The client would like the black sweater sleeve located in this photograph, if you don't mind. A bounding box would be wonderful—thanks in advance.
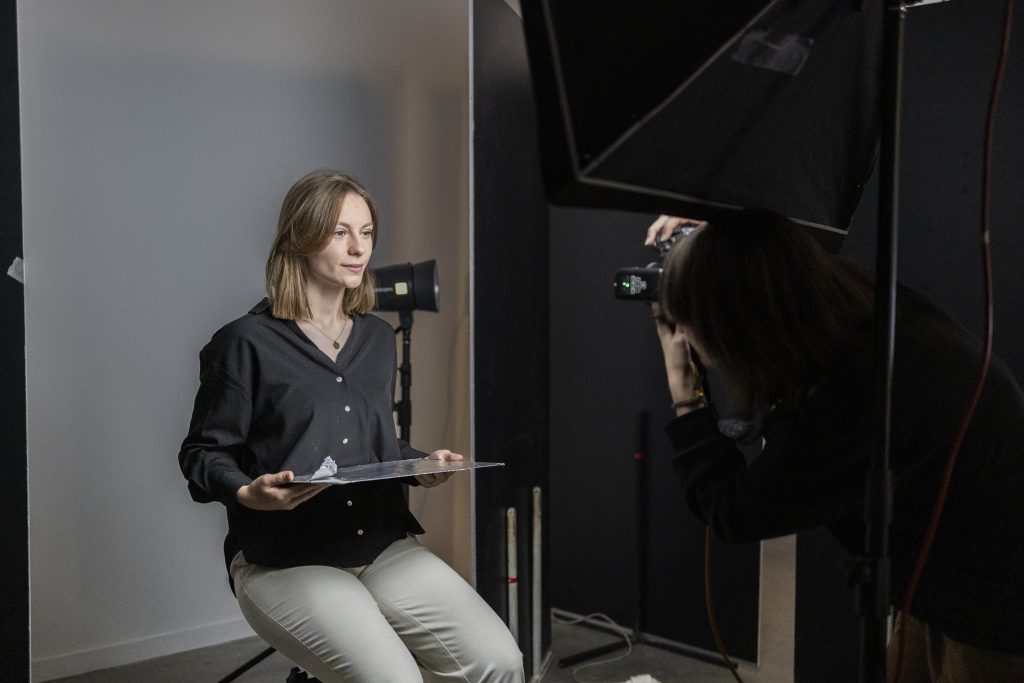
[667,366,872,544]
[178,330,255,509]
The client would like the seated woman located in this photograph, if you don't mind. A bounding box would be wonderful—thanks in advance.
[179,170,523,682]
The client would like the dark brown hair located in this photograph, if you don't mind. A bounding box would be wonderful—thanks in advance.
[659,208,874,414]
[265,170,378,319]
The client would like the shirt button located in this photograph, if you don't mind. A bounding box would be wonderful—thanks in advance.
[357,529,364,535]
[335,377,343,383]
[344,405,351,412]
[347,500,353,507]
[343,438,349,444]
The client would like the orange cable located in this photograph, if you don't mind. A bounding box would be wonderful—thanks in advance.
[891,1,1012,680]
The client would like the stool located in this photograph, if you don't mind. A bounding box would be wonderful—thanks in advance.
[217,645,321,683]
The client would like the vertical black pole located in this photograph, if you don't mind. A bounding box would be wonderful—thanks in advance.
[0,0,29,677]
[634,410,648,636]
[396,311,413,443]
[858,2,905,681]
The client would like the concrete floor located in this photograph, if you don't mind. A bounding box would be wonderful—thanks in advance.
[46,619,743,683]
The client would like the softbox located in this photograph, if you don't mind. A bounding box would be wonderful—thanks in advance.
[521,0,884,244]
[372,260,440,312]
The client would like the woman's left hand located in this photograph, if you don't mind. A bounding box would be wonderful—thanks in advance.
[416,449,464,488]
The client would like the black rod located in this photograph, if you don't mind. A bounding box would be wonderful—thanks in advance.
[856,2,906,681]
[0,0,29,677]
[634,410,648,635]
[396,311,414,442]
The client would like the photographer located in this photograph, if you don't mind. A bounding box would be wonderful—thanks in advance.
[648,209,1024,681]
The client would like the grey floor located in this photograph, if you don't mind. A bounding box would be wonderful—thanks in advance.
[47,620,740,683]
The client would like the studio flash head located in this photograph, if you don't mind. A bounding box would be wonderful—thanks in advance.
[372,259,440,312]
[613,223,699,301]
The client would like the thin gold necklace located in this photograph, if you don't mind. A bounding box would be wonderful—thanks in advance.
[305,316,350,349]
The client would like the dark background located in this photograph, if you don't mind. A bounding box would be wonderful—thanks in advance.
[474,1,1023,682]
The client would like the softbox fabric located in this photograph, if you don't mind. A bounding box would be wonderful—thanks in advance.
[522,0,884,235]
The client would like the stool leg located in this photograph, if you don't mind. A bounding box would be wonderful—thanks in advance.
[286,666,322,683]
[217,645,276,683]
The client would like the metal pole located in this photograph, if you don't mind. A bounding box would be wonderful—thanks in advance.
[531,487,543,675]
[396,311,413,442]
[507,507,520,643]
[634,410,648,636]
[856,3,905,681]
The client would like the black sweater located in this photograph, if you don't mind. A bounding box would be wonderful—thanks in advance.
[667,288,1024,654]
[179,300,425,575]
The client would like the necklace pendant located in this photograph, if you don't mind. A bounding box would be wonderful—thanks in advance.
[333,341,341,349]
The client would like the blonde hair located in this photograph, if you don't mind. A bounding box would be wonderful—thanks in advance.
[265,170,378,319]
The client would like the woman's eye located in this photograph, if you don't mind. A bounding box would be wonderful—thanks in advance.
[361,230,373,238]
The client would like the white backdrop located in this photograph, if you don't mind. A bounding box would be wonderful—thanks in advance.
[18,1,470,679]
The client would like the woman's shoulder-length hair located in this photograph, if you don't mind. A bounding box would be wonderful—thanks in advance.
[659,208,873,414]
[265,170,378,320]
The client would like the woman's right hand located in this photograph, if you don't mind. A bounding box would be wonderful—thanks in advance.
[235,471,329,511]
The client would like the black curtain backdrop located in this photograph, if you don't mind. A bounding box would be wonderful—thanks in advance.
[796,5,1024,679]
[548,206,761,660]
[472,0,552,677]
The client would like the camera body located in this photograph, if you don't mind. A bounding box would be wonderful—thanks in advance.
[613,223,699,301]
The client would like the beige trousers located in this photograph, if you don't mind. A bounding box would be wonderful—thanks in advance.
[887,613,1024,683]
[231,536,524,683]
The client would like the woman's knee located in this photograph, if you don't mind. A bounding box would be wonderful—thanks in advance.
[483,646,525,682]
[463,630,524,682]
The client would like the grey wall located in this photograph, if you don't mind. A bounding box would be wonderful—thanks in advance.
[17,2,469,679]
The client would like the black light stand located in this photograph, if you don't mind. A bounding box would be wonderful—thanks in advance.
[849,2,915,681]
[373,259,440,443]
[558,410,733,671]
[394,309,414,442]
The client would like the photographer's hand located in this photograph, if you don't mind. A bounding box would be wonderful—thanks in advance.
[644,215,706,247]
[651,303,706,416]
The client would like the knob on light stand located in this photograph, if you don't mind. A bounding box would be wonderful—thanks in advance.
[371,259,440,442]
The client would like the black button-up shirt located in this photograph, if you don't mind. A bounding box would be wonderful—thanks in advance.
[179,299,425,573]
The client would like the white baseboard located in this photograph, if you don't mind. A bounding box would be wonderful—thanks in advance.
[32,617,256,682]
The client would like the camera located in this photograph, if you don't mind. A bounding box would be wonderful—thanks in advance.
[613,223,699,300]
